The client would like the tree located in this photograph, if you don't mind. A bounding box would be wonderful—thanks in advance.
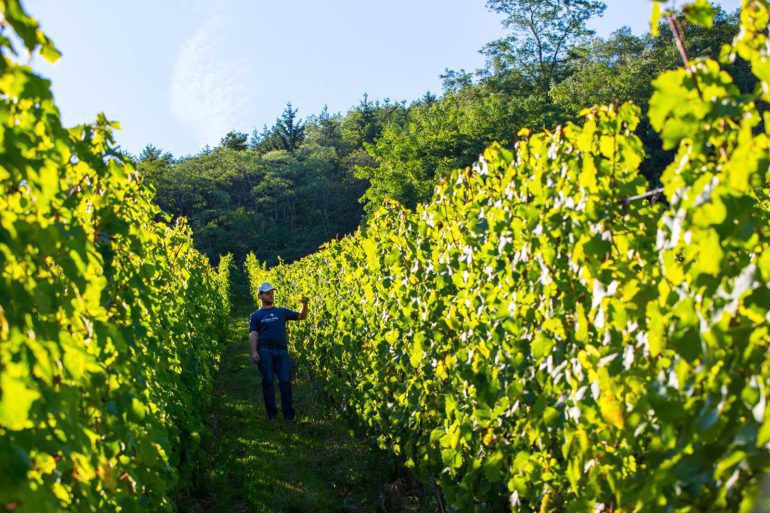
[275,102,305,153]
[136,145,174,183]
[250,124,280,153]
[219,131,249,151]
[550,28,652,115]
[138,144,173,163]
[305,105,344,151]
[342,93,380,147]
[418,91,438,106]
[440,68,474,92]
[356,92,496,214]
[483,0,606,90]
[250,103,306,154]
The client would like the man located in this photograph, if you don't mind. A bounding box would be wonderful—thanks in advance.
[249,281,308,421]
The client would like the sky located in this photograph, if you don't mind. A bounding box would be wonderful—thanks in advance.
[25,0,742,158]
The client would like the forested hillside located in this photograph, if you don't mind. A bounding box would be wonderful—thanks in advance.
[136,2,748,266]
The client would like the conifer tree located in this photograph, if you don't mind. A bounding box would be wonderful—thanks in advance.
[275,102,305,153]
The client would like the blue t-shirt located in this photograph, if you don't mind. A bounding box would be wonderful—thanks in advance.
[249,307,299,348]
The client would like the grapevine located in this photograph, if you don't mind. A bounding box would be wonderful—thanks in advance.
[0,2,231,511]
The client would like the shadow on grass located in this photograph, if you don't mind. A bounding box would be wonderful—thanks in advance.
[179,318,434,513]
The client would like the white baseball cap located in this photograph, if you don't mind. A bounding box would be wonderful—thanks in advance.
[258,282,275,293]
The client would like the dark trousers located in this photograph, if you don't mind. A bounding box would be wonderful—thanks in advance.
[257,346,294,419]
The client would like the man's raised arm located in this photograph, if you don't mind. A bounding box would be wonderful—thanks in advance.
[298,296,309,320]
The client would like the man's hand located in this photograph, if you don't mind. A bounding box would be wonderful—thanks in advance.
[251,352,260,364]
[299,296,309,305]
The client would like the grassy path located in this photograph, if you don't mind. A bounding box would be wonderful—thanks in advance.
[179,318,432,513]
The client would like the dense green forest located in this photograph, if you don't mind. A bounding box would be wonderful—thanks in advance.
[137,1,748,266]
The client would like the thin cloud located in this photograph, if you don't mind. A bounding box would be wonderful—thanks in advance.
[170,12,252,149]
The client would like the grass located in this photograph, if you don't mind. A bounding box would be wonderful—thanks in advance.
[178,313,437,513]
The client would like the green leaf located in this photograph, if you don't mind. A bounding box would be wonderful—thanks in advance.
[683,0,716,28]
[482,451,504,483]
[670,326,702,363]
[758,415,770,447]
[543,406,560,426]
[599,393,625,429]
[695,229,723,274]
[409,332,425,368]
[650,1,664,37]
[0,371,40,431]
[531,332,555,359]
[715,450,746,479]
[40,41,61,63]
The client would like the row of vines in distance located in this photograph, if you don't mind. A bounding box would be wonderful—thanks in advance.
[0,2,232,511]
[247,1,770,511]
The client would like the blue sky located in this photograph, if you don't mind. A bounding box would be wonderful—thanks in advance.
[26,0,741,158]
